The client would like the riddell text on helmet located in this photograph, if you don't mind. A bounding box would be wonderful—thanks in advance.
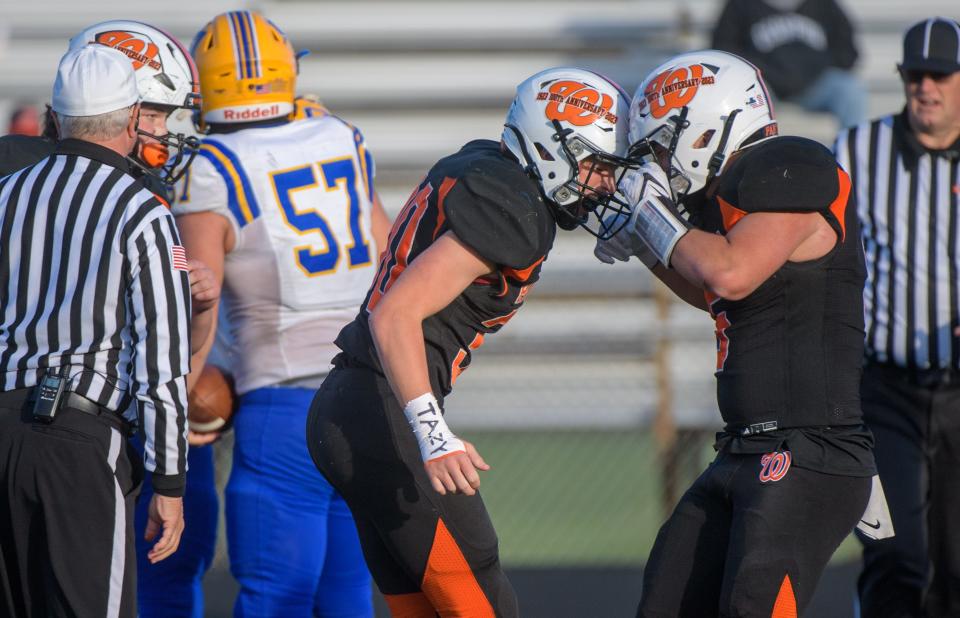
[223,104,280,120]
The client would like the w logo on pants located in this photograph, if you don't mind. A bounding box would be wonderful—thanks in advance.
[759,451,791,483]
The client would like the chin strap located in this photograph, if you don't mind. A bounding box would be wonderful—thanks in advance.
[505,124,541,180]
[706,108,742,184]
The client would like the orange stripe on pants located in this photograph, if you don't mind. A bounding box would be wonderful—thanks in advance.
[421,519,494,617]
[771,574,797,618]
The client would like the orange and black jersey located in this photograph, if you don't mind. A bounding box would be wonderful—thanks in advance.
[335,140,555,398]
[703,136,875,476]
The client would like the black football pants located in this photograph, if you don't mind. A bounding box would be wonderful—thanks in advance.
[0,388,141,618]
[858,363,960,618]
[306,363,517,618]
[638,449,870,618]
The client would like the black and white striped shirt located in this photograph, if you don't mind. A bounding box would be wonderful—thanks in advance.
[0,138,191,493]
[835,110,960,372]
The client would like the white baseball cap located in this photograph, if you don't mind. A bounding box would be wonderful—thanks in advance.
[52,44,140,116]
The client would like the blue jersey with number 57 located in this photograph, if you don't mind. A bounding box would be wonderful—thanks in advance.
[173,116,378,394]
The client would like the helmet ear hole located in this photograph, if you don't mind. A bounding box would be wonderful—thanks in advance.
[534,142,555,161]
[155,73,176,91]
[693,130,715,149]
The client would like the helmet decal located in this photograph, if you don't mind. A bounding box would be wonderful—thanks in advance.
[69,20,202,186]
[502,67,637,240]
[227,11,262,80]
[629,51,777,201]
[539,80,618,126]
[644,64,715,119]
[95,30,162,71]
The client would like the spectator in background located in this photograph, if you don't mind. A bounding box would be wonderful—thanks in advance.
[6,103,40,136]
[712,0,867,128]
[0,106,57,176]
[833,16,960,618]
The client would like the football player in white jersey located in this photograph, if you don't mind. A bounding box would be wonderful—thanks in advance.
[173,11,389,617]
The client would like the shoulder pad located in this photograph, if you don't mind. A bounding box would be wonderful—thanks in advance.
[734,137,840,215]
[443,152,554,269]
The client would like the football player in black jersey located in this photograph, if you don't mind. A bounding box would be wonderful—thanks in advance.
[595,50,882,617]
[307,67,636,616]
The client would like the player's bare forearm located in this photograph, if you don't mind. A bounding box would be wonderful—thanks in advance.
[190,310,214,355]
[176,212,230,392]
[650,263,708,311]
[371,192,391,257]
[369,231,494,405]
[186,302,218,393]
[369,308,433,407]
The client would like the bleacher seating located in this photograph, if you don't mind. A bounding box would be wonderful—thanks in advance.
[0,0,953,430]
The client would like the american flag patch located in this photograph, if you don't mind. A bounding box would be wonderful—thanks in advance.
[747,94,766,109]
[171,245,189,271]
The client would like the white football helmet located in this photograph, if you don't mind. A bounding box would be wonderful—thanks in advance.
[629,50,778,203]
[69,21,201,185]
[502,67,635,239]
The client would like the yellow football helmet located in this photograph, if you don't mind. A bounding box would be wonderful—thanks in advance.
[191,11,296,124]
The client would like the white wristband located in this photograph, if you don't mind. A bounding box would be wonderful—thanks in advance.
[632,195,689,266]
[623,165,691,267]
[403,393,465,463]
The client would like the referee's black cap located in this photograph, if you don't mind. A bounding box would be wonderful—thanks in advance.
[900,17,960,75]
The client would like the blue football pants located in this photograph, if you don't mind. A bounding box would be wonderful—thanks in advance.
[227,386,372,617]
[134,439,218,618]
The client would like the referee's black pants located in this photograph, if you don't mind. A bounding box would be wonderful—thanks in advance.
[858,363,960,618]
[0,388,141,618]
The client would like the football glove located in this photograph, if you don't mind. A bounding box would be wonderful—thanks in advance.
[622,162,691,267]
[594,212,659,268]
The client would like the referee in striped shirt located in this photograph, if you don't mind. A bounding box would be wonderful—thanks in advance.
[0,45,191,618]
[834,17,960,618]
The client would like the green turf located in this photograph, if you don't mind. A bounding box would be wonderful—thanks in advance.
[469,429,863,567]
[471,430,674,566]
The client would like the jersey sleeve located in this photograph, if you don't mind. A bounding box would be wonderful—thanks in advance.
[171,143,243,242]
[736,137,841,215]
[443,160,552,269]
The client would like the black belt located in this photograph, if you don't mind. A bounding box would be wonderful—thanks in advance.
[1,387,132,434]
[63,392,133,435]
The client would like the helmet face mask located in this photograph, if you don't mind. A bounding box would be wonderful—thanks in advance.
[629,50,778,205]
[69,20,202,185]
[502,67,637,240]
[133,121,200,186]
[628,113,694,200]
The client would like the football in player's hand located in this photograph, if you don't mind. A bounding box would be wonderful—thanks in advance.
[188,365,237,433]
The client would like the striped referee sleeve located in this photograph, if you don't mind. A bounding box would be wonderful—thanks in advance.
[835,116,960,370]
[124,199,192,496]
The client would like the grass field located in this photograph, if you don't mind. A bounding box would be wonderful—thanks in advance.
[469,429,861,567]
